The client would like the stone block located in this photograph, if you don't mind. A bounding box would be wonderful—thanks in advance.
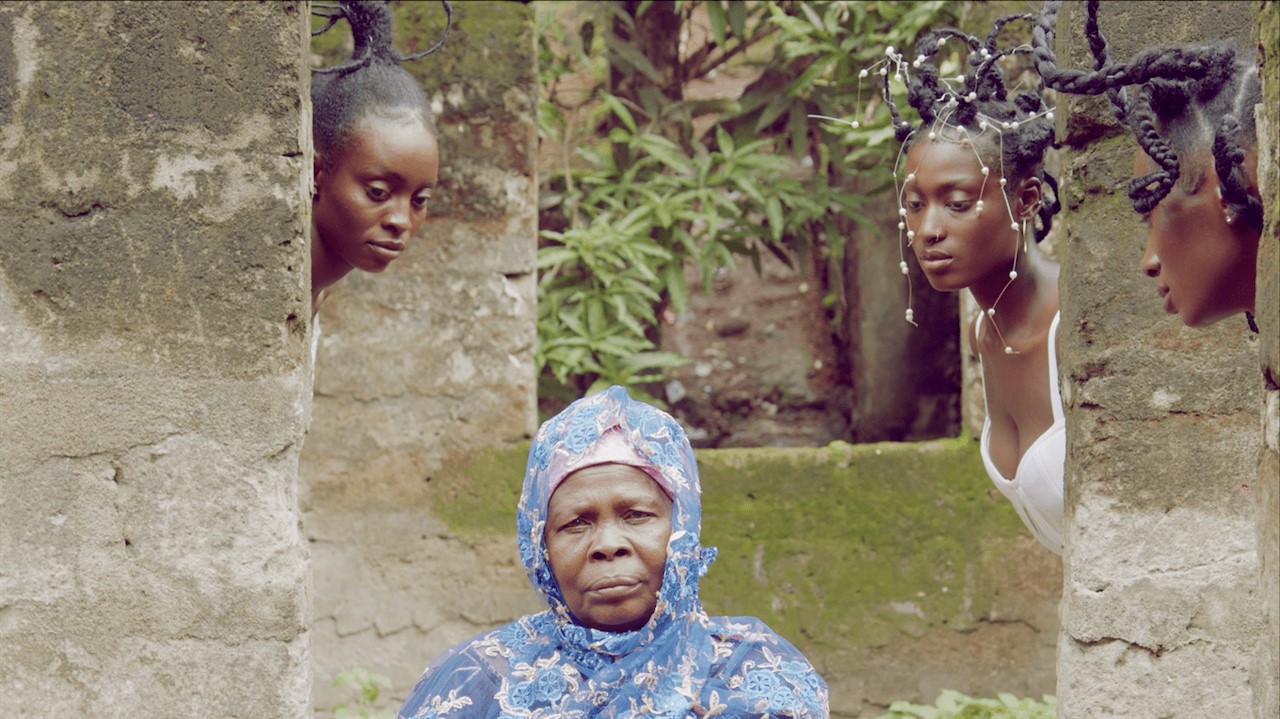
[0,2,311,717]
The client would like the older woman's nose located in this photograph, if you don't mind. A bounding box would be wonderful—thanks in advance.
[589,522,631,560]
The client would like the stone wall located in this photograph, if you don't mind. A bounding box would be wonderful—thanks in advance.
[1053,2,1264,716]
[434,440,1062,719]
[1253,3,1279,717]
[0,3,312,717]
[299,2,539,713]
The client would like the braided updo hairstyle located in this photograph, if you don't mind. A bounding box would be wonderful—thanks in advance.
[311,0,450,159]
[885,13,1062,241]
[1032,0,1261,229]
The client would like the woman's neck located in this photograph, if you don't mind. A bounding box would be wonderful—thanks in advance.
[310,224,353,313]
[969,242,1057,332]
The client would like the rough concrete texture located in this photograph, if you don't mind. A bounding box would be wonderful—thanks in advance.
[1054,3,1265,717]
[1253,4,1280,718]
[433,439,1061,718]
[0,2,312,718]
[299,2,538,714]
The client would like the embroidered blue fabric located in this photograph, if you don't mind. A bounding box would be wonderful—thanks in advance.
[398,385,829,718]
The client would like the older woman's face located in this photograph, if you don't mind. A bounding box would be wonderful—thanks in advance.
[1135,149,1258,328]
[545,464,672,633]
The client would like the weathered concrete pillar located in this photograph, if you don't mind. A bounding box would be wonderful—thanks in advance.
[301,2,539,712]
[1252,4,1279,718]
[844,190,961,443]
[0,2,311,718]
[1053,2,1263,716]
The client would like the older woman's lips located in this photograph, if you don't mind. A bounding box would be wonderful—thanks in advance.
[586,576,643,597]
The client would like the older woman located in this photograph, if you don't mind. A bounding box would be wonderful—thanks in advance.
[397,386,828,718]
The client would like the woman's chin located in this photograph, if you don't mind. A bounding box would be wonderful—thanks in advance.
[921,272,964,293]
[1182,305,1244,329]
[577,603,655,633]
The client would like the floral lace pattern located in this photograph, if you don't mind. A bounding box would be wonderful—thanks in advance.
[398,386,828,718]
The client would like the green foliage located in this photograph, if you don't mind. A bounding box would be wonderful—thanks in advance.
[331,668,392,719]
[875,689,1056,719]
[536,1,954,400]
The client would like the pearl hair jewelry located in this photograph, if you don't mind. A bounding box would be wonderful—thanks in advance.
[807,17,1050,342]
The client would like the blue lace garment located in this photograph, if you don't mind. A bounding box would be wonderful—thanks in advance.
[398,385,829,718]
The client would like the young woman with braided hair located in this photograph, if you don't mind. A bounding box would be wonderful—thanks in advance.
[1033,0,1263,330]
[864,15,1067,553]
[309,0,450,318]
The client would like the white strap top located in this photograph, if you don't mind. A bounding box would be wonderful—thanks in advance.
[977,311,1065,555]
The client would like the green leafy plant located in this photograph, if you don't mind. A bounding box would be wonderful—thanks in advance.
[536,1,954,403]
[331,668,392,719]
[875,689,1056,719]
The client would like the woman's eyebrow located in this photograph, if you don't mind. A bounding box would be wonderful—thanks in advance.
[359,165,437,187]
[906,178,978,194]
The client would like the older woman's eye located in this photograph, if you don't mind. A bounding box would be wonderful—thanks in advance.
[412,194,430,210]
[366,185,389,201]
[904,199,924,212]
[946,200,972,212]
[624,509,654,522]
[558,517,588,532]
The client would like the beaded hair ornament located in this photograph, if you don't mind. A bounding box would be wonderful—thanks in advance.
[814,14,1058,354]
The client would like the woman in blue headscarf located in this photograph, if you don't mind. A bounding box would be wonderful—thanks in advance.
[397,385,828,718]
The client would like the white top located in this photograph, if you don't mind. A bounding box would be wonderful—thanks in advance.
[978,311,1065,554]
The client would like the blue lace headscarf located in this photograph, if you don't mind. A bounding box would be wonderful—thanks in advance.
[399,386,828,718]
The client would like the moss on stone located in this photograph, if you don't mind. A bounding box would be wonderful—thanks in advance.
[432,437,1034,652]
[695,440,1026,648]
[433,442,528,535]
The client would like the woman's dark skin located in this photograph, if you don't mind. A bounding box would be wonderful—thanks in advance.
[544,464,672,633]
[311,114,439,316]
[903,135,1059,478]
[1136,147,1260,328]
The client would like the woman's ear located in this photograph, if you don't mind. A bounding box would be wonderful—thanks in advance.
[313,153,326,198]
[1215,181,1236,224]
[1016,176,1043,220]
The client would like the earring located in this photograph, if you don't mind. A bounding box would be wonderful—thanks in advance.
[1224,211,1235,225]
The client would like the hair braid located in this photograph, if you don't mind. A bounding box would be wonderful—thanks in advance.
[1034,1,1234,97]
[1037,171,1061,242]
[311,1,450,157]
[1126,85,1179,213]
[1081,1,1126,122]
[1214,116,1264,229]
[1034,0,1260,222]
[875,13,1060,241]
[312,0,452,75]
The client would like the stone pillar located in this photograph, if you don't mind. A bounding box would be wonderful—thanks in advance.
[301,2,539,712]
[1053,3,1262,717]
[845,192,961,442]
[0,3,311,718]
[1252,3,1279,717]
